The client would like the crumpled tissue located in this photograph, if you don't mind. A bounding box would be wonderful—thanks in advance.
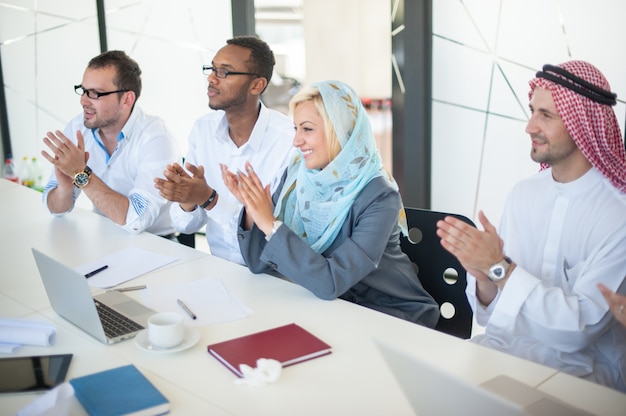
[234,358,282,386]
[16,383,74,416]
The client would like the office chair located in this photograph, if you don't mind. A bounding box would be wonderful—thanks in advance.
[177,233,196,248]
[400,207,475,339]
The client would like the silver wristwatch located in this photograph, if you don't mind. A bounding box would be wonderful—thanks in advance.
[487,256,513,282]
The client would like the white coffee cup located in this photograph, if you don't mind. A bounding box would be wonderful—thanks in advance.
[148,312,184,348]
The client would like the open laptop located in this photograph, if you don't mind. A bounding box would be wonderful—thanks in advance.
[32,248,156,344]
[375,338,593,416]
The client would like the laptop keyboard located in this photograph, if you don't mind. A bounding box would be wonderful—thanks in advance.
[95,300,144,338]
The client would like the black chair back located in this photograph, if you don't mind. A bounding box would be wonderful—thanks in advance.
[400,207,475,339]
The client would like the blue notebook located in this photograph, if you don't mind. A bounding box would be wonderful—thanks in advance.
[69,364,169,416]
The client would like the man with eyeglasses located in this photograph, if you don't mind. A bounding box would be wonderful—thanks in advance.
[154,36,294,265]
[40,50,179,237]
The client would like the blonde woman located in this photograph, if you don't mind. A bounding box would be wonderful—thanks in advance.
[222,80,439,327]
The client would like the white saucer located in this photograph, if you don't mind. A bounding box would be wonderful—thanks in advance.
[134,327,200,353]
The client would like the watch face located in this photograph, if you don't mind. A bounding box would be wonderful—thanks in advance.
[74,172,89,187]
[489,265,506,280]
[488,257,512,282]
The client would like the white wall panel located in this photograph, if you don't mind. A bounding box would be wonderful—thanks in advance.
[431,101,484,218]
[302,0,391,98]
[432,0,626,227]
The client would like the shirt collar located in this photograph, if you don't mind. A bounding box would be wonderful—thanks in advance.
[215,103,270,150]
[246,103,270,151]
[120,106,140,141]
[90,107,138,162]
[553,166,604,195]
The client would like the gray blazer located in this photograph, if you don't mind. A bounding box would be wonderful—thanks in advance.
[238,174,439,328]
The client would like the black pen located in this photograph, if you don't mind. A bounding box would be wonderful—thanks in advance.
[84,265,108,278]
[177,298,197,320]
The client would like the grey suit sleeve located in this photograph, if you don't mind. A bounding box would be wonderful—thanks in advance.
[239,178,402,300]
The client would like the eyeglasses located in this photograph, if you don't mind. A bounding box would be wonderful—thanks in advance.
[74,85,130,99]
[202,66,260,79]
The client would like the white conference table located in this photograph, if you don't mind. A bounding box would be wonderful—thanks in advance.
[0,178,17,190]
[1,180,625,415]
[0,182,207,312]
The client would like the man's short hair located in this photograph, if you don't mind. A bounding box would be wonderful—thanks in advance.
[226,36,275,86]
[88,50,142,100]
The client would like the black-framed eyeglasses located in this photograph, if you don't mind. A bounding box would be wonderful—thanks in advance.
[202,66,260,79]
[74,85,130,99]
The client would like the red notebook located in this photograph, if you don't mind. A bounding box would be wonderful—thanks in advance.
[207,323,332,377]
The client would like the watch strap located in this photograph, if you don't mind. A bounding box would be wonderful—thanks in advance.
[200,188,217,209]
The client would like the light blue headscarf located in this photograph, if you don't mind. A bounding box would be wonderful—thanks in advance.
[273,80,407,254]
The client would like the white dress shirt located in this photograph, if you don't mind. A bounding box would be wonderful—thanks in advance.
[170,103,295,265]
[43,107,179,236]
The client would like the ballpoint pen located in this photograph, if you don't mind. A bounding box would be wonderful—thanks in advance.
[114,285,147,292]
[177,298,197,320]
[84,265,108,278]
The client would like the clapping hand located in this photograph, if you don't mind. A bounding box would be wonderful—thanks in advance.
[41,130,90,188]
[221,162,275,234]
[155,162,213,211]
